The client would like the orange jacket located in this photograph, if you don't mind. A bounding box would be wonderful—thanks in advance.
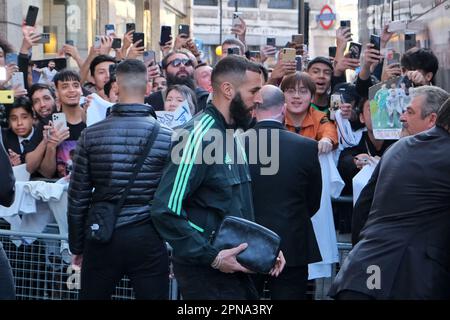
[285,106,338,146]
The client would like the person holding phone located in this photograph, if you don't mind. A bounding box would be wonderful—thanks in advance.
[281,72,338,154]
[50,70,86,178]
[0,129,16,300]
[1,97,43,168]
[88,55,116,100]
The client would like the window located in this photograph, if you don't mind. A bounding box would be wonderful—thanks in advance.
[194,0,218,5]
[268,0,294,9]
[227,0,257,8]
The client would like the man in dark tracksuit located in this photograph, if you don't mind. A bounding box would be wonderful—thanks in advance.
[151,56,285,300]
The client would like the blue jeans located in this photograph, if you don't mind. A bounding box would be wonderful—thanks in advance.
[0,242,15,300]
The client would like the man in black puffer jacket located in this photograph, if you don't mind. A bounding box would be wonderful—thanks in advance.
[68,60,172,300]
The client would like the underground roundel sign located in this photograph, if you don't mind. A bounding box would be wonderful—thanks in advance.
[316,5,336,30]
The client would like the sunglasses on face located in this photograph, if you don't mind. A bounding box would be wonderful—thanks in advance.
[168,58,193,67]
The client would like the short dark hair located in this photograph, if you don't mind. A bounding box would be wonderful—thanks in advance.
[89,55,116,76]
[222,38,246,56]
[280,71,316,96]
[401,48,439,84]
[6,97,33,119]
[211,55,261,91]
[29,83,56,100]
[307,56,333,72]
[116,59,147,94]
[53,69,81,88]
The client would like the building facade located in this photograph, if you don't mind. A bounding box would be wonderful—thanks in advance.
[0,0,193,62]
[192,0,358,63]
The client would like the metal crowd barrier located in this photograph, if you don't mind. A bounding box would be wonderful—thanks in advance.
[0,227,179,300]
[0,195,354,300]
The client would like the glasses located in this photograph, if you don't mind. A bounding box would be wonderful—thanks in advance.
[168,58,193,68]
[284,88,310,96]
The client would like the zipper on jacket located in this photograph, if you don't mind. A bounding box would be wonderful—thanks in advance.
[208,230,216,244]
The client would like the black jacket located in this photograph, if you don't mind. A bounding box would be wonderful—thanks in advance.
[68,103,172,255]
[0,130,15,207]
[330,126,450,299]
[151,104,254,266]
[244,120,322,267]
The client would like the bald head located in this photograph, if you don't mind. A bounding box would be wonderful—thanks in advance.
[254,85,286,122]
[258,85,285,111]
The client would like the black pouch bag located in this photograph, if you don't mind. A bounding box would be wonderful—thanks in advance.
[212,216,281,274]
[85,122,160,244]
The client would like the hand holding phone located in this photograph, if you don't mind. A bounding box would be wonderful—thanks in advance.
[36,33,50,44]
[112,38,122,49]
[370,34,381,51]
[5,53,19,66]
[52,113,68,131]
[232,12,242,28]
[160,26,172,45]
[25,6,39,26]
[266,37,276,47]
[348,42,362,60]
[105,24,115,36]
[281,48,296,62]
[178,24,190,38]
[126,23,136,34]
[133,32,145,48]
[143,50,156,66]
[340,20,351,29]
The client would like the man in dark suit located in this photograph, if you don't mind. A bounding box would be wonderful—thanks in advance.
[242,85,322,299]
[330,97,450,300]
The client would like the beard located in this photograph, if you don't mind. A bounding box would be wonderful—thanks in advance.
[166,72,195,91]
[230,92,255,130]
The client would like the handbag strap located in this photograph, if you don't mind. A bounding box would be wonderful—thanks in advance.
[115,121,161,213]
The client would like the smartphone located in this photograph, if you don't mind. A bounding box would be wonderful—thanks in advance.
[143,50,156,66]
[160,26,172,45]
[328,46,337,58]
[227,47,240,55]
[112,38,122,49]
[281,48,296,62]
[133,32,145,48]
[66,40,75,46]
[0,90,14,104]
[5,53,18,65]
[52,113,68,130]
[329,94,343,121]
[348,42,362,60]
[126,23,136,34]
[295,55,302,71]
[232,12,242,28]
[25,5,39,27]
[340,20,351,29]
[36,33,50,44]
[387,52,401,65]
[178,24,190,37]
[11,72,25,89]
[105,24,115,36]
[94,35,102,49]
[405,33,416,51]
[249,51,261,60]
[266,37,276,47]
[292,34,304,45]
[370,34,381,51]
[109,64,117,78]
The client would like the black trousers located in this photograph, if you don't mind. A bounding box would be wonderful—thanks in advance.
[0,242,15,300]
[252,265,308,300]
[335,290,374,300]
[80,222,169,300]
[173,262,259,300]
